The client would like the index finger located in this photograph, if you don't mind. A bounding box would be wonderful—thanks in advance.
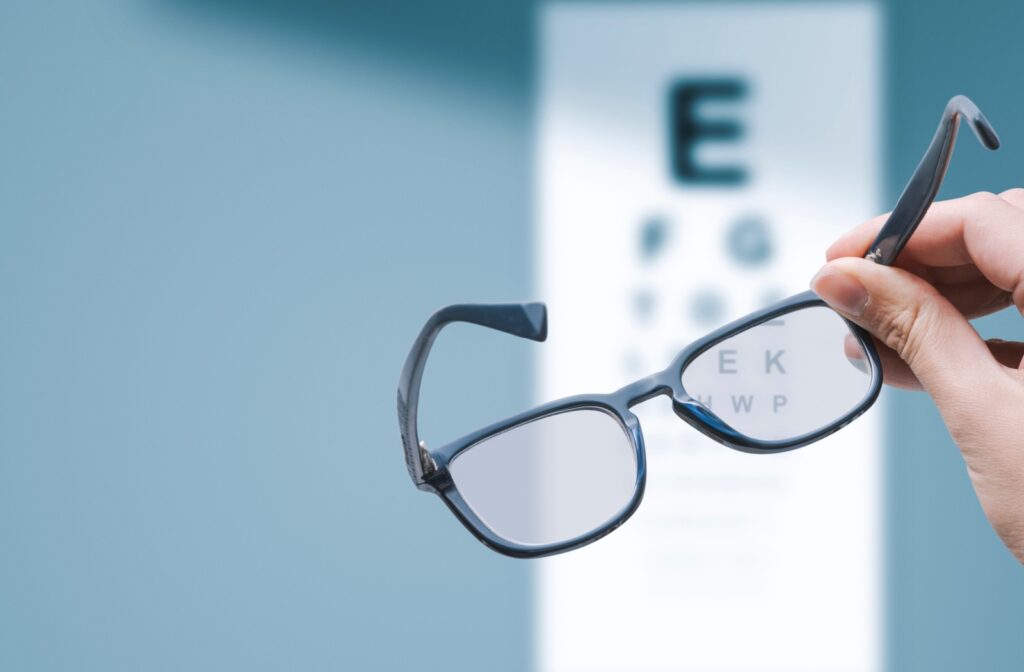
[826,191,1024,311]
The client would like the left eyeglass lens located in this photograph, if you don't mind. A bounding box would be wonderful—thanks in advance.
[681,305,873,441]
[447,409,637,548]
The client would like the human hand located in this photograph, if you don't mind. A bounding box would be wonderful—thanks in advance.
[811,190,1024,564]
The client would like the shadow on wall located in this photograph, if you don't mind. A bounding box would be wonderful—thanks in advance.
[161,0,534,96]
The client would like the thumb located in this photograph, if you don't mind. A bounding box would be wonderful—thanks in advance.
[810,257,999,404]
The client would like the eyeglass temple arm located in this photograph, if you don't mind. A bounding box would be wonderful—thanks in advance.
[397,302,548,485]
[865,95,1000,267]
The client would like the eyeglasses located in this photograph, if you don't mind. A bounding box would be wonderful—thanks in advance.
[397,95,1000,558]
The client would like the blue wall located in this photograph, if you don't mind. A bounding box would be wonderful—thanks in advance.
[0,1,1020,670]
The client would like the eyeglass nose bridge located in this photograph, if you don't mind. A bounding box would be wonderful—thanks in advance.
[613,365,758,450]
[615,371,674,409]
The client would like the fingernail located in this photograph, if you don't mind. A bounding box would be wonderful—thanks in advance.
[810,266,869,317]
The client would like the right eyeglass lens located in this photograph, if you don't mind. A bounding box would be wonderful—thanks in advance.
[681,305,873,442]
[447,408,637,548]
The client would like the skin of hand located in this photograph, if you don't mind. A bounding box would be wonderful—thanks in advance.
[810,189,1024,565]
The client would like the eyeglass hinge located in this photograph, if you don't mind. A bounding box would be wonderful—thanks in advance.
[865,247,883,264]
[419,440,437,477]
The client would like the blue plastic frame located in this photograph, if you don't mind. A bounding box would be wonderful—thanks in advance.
[397,95,1000,558]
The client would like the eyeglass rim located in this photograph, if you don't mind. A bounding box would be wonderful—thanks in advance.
[430,404,647,558]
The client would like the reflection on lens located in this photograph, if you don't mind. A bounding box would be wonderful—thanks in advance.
[681,306,872,441]
[448,409,636,547]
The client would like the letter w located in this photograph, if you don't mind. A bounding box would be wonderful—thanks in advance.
[731,395,754,413]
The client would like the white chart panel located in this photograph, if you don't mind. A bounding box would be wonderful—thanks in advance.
[536,4,882,672]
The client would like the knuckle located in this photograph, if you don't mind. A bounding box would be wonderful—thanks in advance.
[999,187,1024,199]
[970,190,1000,204]
[873,301,931,365]
[877,307,912,354]
[966,191,1003,213]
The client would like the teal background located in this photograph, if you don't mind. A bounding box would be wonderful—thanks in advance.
[0,1,1021,670]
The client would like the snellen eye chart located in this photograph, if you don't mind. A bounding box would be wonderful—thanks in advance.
[536,4,882,672]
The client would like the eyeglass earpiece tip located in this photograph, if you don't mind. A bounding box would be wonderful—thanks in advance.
[950,94,1000,150]
[974,113,1001,150]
